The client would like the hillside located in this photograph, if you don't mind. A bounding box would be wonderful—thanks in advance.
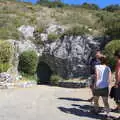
[0,0,119,40]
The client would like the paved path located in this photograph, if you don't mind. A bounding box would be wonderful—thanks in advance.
[0,86,119,120]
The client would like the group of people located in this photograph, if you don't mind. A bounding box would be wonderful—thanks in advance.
[88,50,120,120]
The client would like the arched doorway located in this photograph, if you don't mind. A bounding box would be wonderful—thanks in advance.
[37,62,53,84]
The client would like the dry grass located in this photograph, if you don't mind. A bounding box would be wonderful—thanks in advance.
[0,0,118,40]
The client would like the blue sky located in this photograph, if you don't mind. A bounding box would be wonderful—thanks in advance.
[24,0,120,8]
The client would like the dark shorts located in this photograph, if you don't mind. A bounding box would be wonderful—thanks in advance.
[110,85,120,104]
[115,87,120,104]
[93,87,109,97]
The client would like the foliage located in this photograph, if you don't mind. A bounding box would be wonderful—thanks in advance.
[105,18,120,39]
[0,0,119,40]
[95,11,120,39]
[36,27,45,33]
[0,63,10,73]
[18,50,38,75]
[20,72,37,82]
[37,0,65,8]
[80,2,99,10]
[63,26,90,36]
[0,41,12,73]
[104,40,120,70]
[48,33,59,41]
[0,41,13,63]
[50,74,62,86]
[103,4,120,12]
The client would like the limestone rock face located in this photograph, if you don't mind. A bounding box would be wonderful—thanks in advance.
[46,24,64,34]
[41,35,109,79]
[18,25,35,40]
[0,72,13,83]
[8,24,110,79]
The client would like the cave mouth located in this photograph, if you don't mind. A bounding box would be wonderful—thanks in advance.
[37,62,53,84]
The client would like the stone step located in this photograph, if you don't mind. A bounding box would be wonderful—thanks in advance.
[58,81,88,88]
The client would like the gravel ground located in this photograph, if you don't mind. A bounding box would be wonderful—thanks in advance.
[0,86,119,120]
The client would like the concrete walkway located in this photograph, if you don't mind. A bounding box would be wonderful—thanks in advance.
[0,86,119,120]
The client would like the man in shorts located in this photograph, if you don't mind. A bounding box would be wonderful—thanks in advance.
[88,50,103,103]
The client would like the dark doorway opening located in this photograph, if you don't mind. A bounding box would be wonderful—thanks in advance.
[37,62,53,84]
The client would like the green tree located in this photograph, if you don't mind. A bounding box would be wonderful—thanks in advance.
[103,4,120,12]
[81,2,99,10]
[37,0,65,8]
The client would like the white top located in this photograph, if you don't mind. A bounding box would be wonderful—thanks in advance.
[95,65,111,89]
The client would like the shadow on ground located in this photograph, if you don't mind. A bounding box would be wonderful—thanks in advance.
[58,97,115,120]
[58,105,115,120]
[58,97,88,102]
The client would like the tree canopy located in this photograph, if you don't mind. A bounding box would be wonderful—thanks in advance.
[103,4,120,12]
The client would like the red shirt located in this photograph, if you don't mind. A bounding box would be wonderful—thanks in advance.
[115,59,120,83]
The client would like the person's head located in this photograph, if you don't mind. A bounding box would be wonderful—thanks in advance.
[114,50,120,60]
[99,56,108,65]
[95,50,103,59]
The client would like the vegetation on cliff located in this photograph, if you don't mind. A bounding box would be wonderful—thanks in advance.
[0,0,119,40]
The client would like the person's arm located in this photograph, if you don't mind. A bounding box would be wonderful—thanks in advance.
[95,69,99,81]
[95,66,100,87]
[115,67,120,85]
[108,68,112,86]
[115,61,120,86]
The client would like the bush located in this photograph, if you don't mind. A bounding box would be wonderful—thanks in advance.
[103,4,120,12]
[81,2,99,10]
[0,63,10,73]
[20,72,37,82]
[0,41,12,73]
[36,27,45,33]
[95,11,120,39]
[50,74,62,86]
[105,19,120,39]
[37,0,65,8]
[48,33,59,41]
[63,26,90,36]
[0,41,13,63]
[104,40,120,70]
[18,50,38,75]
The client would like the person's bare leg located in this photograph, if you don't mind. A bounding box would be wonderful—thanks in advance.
[88,86,94,103]
[91,96,100,113]
[102,96,111,119]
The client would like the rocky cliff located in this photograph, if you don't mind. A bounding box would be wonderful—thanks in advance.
[8,24,110,80]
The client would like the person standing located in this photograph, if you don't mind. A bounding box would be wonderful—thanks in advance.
[88,50,103,103]
[113,50,120,118]
[92,56,112,120]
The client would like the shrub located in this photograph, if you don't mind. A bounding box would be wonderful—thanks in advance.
[50,74,62,86]
[18,50,38,75]
[0,41,13,63]
[37,0,65,8]
[0,63,10,73]
[20,72,37,82]
[103,4,120,12]
[48,33,59,41]
[63,26,90,36]
[95,11,120,39]
[36,27,45,33]
[105,19,120,39]
[0,41,12,73]
[81,2,99,10]
[104,40,120,70]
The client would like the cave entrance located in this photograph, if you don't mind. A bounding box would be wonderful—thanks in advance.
[37,62,53,84]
